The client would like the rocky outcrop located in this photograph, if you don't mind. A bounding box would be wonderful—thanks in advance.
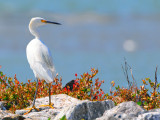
[16,94,114,120]
[137,109,160,120]
[16,94,82,119]
[96,101,160,120]
[96,101,146,120]
[1,95,160,120]
[54,100,115,120]
[0,101,6,110]
[0,110,25,120]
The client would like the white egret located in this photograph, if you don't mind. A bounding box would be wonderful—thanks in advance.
[25,17,61,114]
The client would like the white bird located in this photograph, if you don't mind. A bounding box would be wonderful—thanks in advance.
[25,17,61,114]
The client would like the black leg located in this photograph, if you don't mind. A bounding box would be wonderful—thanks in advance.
[49,83,51,105]
[32,78,39,107]
[38,83,54,109]
[24,78,39,114]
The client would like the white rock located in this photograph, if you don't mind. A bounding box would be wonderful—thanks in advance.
[96,101,146,120]
[137,109,160,120]
[0,110,24,120]
[15,94,114,120]
[54,100,115,120]
[16,94,81,119]
[0,101,6,110]
[2,95,160,120]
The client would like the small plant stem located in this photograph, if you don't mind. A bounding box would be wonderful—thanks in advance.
[122,59,131,88]
[153,66,158,108]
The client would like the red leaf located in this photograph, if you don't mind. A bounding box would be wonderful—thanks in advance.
[75,73,77,77]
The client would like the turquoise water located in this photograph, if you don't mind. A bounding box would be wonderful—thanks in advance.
[0,1,160,92]
[1,0,160,14]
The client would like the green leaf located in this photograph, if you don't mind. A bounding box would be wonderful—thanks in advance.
[148,79,151,83]
[82,88,87,92]
[115,85,120,90]
[144,101,148,106]
[157,83,160,88]
[7,103,11,107]
[114,102,118,106]
[60,115,67,120]
[132,94,136,97]
[105,93,109,96]
[150,82,154,88]
[3,96,9,100]
[0,71,3,76]
[137,101,142,106]
[87,88,91,92]
[77,95,81,99]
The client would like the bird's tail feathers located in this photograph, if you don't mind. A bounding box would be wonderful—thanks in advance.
[32,62,55,83]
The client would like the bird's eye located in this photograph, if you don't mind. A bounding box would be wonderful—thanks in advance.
[41,20,47,23]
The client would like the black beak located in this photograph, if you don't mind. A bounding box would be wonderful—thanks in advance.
[46,21,61,25]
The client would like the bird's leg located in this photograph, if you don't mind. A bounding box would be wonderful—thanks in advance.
[49,84,51,105]
[49,84,54,108]
[24,79,39,115]
[32,79,39,107]
[39,83,54,109]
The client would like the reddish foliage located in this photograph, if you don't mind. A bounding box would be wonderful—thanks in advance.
[0,68,105,113]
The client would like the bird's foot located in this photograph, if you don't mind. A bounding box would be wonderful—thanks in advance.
[39,103,54,109]
[24,105,39,115]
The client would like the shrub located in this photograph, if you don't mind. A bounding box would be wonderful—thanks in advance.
[0,65,160,113]
[0,68,105,112]
[107,63,160,110]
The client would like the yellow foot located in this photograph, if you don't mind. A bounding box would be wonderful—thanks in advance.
[24,105,39,115]
[39,103,54,109]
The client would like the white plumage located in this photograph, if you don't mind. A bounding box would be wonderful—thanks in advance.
[26,38,55,83]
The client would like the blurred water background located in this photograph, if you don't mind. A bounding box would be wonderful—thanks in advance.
[0,0,160,92]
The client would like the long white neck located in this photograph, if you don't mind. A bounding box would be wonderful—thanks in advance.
[29,24,40,39]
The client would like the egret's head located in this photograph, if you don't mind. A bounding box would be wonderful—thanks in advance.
[29,17,61,38]
[29,17,61,28]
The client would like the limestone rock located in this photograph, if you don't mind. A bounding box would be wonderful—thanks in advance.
[54,100,115,120]
[2,94,160,120]
[0,110,24,120]
[96,101,146,120]
[15,94,114,120]
[16,94,81,120]
[137,109,160,120]
[0,101,6,110]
